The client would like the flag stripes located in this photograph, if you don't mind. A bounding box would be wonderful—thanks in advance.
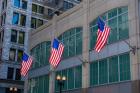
[94,17,111,52]
[49,39,64,68]
[21,53,33,76]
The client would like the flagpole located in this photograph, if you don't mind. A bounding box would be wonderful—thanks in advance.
[23,73,29,93]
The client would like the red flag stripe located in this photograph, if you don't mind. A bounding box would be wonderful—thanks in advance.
[95,27,110,52]
[22,58,32,75]
[49,43,64,68]
[21,57,33,76]
[21,59,32,75]
[95,26,110,52]
[97,27,110,51]
[96,28,110,52]
[95,27,109,50]
[53,44,64,67]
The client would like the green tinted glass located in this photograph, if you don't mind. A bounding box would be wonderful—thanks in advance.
[90,61,98,86]
[109,56,119,82]
[99,59,108,84]
[119,53,130,81]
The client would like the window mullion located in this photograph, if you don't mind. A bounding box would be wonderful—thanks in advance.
[44,43,46,65]
[17,31,19,44]
[107,58,109,83]
[117,9,119,41]
[18,13,21,25]
[118,55,120,82]
[38,45,41,67]
[74,67,75,88]
[68,37,69,57]
[13,68,16,80]
[98,61,99,85]
[42,76,44,93]
[37,5,39,14]
[75,29,76,55]
[15,49,18,61]
[20,0,22,8]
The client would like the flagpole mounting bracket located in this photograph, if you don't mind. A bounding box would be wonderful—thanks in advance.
[123,40,140,55]
[130,46,136,55]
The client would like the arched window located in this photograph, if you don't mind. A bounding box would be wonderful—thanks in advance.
[90,6,129,49]
[31,41,51,69]
[58,27,83,58]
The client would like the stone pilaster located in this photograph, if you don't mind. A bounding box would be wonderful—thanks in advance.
[129,0,140,93]
[49,14,58,93]
[2,0,13,61]
[82,0,90,93]
[24,0,32,53]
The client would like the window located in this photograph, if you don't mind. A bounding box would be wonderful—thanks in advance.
[0,48,1,59]
[1,13,6,26]
[17,50,23,61]
[14,0,27,10]
[90,61,98,86]
[11,30,17,43]
[30,75,49,93]
[12,12,27,26]
[38,6,44,14]
[2,1,4,10]
[11,29,25,44]
[58,27,82,58]
[32,4,37,12]
[31,17,36,28]
[18,31,25,44]
[90,6,129,49]
[15,69,21,80]
[63,1,74,10]
[99,59,108,84]
[2,0,7,10]
[7,67,14,79]
[31,41,51,69]
[37,19,43,27]
[9,48,23,61]
[32,4,44,14]
[14,0,20,7]
[12,12,19,25]
[7,68,21,81]
[48,9,53,16]
[74,66,82,88]
[6,88,12,93]
[0,33,1,42]
[20,14,26,26]
[62,70,67,90]
[9,48,16,61]
[55,66,82,91]
[90,53,130,86]
[31,17,44,29]
[0,30,4,42]
[0,31,4,42]
[68,68,74,89]
[118,13,129,40]
[109,56,118,82]
[55,0,59,5]
[22,0,27,9]
[119,53,130,81]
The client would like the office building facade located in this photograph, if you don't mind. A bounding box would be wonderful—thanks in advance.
[0,0,80,93]
[28,0,140,93]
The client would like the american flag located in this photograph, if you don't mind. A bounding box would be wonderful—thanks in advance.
[49,38,64,68]
[94,17,111,52]
[20,53,33,76]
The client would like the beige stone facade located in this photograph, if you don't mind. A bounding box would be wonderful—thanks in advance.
[28,0,140,93]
